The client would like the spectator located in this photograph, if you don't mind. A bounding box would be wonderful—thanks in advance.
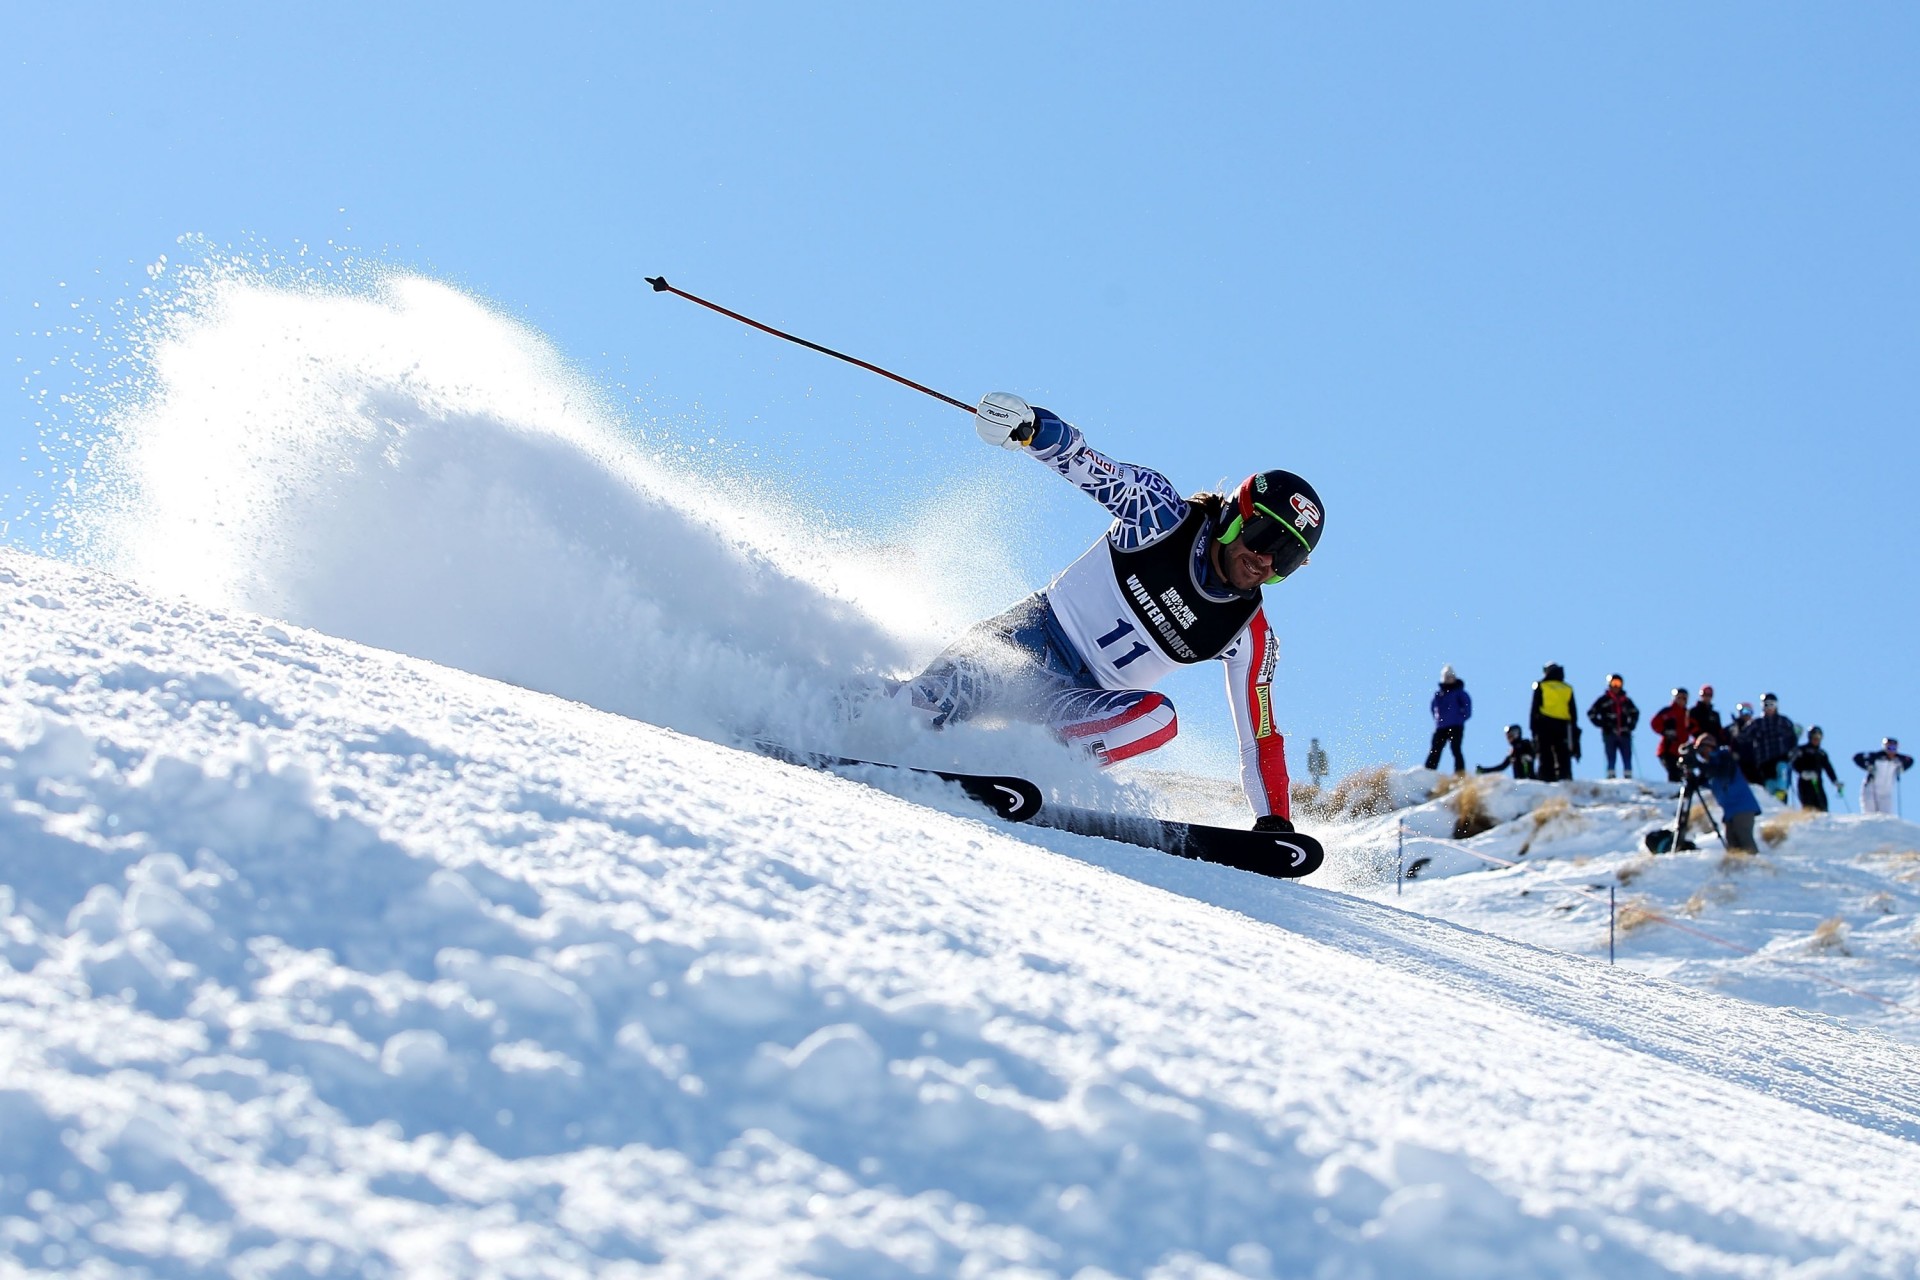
[1694,732,1761,852]
[1650,687,1693,783]
[1425,664,1472,772]
[1477,724,1537,779]
[1530,663,1577,782]
[1725,703,1764,784]
[1746,693,1799,801]
[1853,738,1914,816]
[1307,738,1329,788]
[1790,727,1840,812]
[1586,674,1640,779]
[1689,685,1724,741]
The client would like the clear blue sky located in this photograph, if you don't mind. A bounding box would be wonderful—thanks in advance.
[5,3,1917,780]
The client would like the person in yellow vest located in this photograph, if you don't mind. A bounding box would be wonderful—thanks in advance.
[1530,662,1578,782]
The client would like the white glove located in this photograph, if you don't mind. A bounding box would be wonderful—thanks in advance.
[975,392,1036,449]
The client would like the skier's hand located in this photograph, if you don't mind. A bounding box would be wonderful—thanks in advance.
[975,392,1036,449]
[1837,782,1845,795]
[1253,814,1295,834]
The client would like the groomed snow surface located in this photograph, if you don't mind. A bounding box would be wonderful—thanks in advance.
[7,548,1920,1279]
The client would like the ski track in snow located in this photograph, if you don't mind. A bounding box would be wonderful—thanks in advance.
[7,548,1920,1279]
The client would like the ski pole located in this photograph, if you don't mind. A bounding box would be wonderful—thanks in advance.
[645,277,976,414]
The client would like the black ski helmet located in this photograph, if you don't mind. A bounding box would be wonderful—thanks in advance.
[1217,469,1323,584]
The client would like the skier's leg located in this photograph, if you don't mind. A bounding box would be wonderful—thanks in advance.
[898,594,1066,729]
[1424,728,1446,771]
[1044,687,1178,766]
[1447,725,1465,772]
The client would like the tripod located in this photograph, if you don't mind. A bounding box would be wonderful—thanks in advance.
[1646,768,1727,854]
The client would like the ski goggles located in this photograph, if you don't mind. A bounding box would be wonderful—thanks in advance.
[1221,503,1314,583]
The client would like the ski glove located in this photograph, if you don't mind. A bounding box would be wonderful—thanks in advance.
[976,392,1037,449]
[1252,814,1295,834]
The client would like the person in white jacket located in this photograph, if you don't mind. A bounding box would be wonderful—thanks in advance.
[1853,738,1914,815]
[901,394,1324,832]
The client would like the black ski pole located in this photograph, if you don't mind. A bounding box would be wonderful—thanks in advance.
[645,277,976,415]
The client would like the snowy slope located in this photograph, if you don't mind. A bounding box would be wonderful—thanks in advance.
[1317,770,1920,1045]
[7,548,1920,1279]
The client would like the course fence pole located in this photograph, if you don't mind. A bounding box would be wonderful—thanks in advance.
[1397,819,1404,896]
[1609,885,1616,965]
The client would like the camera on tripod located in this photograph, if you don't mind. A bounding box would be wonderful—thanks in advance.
[1646,737,1720,854]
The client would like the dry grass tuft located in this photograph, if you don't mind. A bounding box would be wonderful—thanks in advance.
[1614,896,1665,934]
[1809,916,1851,955]
[1531,796,1572,828]
[1615,855,1654,886]
[1717,848,1771,873]
[1681,880,1738,917]
[1864,891,1896,915]
[1759,807,1819,848]
[1446,774,1498,840]
[1861,847,1920,884]
[1301,765,1395,821]
[1516,795,1578,856]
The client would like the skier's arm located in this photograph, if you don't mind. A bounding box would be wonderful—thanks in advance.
[977,393,1188,550]
[1221,608,1290,821]
[1822,754,1839,784]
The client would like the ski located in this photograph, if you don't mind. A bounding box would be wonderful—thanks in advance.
[1029,803,1324,879]
[756,744,1044,822]
[758,742,1322,880]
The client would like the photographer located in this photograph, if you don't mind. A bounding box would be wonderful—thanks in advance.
[1685,732,1760,852]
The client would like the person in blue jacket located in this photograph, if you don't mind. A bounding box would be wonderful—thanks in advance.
[1691,732,1760,852]
[1424,664,1472,772]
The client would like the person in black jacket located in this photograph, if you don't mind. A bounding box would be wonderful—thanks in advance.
[1477,724,1536,779]
[1725,703,1766,784]
[1586,674,1640,779]
[1689,685,1724,741]
[1790,727,1840,811]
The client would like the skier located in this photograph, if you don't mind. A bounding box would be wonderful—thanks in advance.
[1530,663,1577,782]
[1852,739,1914,816]
[1425,665,1471,773]
[1307,738,1329,788]
[1477,724,1537,779]
[902,393,1323,833]
[1649,687,1693,783]
[1585,674,1640,779]
[1790,727,1840,812]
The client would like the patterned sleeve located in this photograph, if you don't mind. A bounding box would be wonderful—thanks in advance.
[1026,410,1190,551]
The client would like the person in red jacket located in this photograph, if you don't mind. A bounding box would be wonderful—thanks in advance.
[1649,687,1693,783]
